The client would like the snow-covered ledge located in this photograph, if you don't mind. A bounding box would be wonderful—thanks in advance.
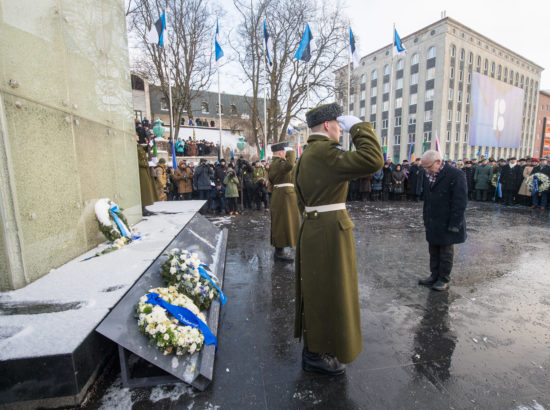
[0,201,205,361]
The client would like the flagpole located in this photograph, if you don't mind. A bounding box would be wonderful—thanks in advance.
[346,27,351,151]
[217,68,222,161]
[164,10,175,167]
[387,23,396,164]
[304,61,310,153]
[264,49,268,159]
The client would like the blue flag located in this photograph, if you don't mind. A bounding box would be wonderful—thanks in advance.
[294,24,313,62]
[263,21,273,67]
[215,18,224,63]
[393,27,406,56]
[171,140,177,170]
[350,28,360,68]
[146,12,166,46]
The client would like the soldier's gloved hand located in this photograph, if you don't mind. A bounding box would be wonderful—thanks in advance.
[448,226,460,233]
[336,115,362,132]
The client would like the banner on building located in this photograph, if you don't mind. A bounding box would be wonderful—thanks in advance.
[468,72,524,148]
[542,117,550,157]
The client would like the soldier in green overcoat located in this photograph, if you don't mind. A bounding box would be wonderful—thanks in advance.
[268,142,300,261]
[293,103,383,375]
[137,144,158,215]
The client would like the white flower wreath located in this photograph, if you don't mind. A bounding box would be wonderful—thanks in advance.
[136,286,206,355]
[94,198,131,241]
[526,173,550,193]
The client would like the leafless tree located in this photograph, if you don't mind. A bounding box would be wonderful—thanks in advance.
[128,0,217,140]
[232,0,348,144]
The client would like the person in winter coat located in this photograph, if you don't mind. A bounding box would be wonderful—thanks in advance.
[418,150,467,291]
[372,169,384,201]
[517,160,535,205]
[407,158,424,201]
[173,160,194,200]
[359,174,373,201]
[461,161,475,200]
[391,164,405,200]
[473,158,492,201]
[223,168,240,215]
[175,137,185,156]
[214,159,228,185]
[382,162,393,201]
[499,157,523,205]
[193,158,214,201]
[210,182,226,213]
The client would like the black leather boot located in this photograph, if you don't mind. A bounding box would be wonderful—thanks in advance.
[418,275,438,286]
[432,280,449,291]
[274,247,293,262]
[302,347,346,376]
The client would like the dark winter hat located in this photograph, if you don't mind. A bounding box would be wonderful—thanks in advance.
[498,158,506,163]
[200,158,206,163]
[158,158,166,164]
[271,142,288,152]
[306,103,343,128]
[509,157,517,161]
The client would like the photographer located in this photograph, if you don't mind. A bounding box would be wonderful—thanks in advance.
[236,158,254,209]
[254,176,269,211]
[210,182,226,214]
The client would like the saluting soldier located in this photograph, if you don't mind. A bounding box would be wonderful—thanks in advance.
[293,103,383,375]
[268,142,300,261]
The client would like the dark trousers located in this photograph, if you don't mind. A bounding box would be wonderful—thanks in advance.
[429,244,454,283]
[502,190,514,205]
[475,189,488,201]
[226,197,238,213]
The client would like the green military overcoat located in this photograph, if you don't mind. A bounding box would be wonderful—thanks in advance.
[292,122,383,363]
[268,150,300,248]
[137,144,158,206]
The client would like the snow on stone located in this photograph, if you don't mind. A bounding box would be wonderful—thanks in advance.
[0,201,204,360]
[94,198,114,227]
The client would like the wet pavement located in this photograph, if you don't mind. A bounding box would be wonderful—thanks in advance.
[89,201,550,410]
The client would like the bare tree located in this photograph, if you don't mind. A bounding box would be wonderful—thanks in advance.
[233,0,348,144]
[128,0,217,140]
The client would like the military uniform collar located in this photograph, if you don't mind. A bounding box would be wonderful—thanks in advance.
[307,132,331,143]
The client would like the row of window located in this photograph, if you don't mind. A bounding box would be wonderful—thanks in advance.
[360,47,436,83]
[160,98,239,115]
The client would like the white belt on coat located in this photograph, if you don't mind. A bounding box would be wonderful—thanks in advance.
[273,183,294,188]
[304,203,346,213]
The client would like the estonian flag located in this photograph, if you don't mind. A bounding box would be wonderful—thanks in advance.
[215,18,224,63]
[146,12,166,46]
[264,21,273,67]
[350,28,360,69]
[294,23,314,62]
[393,27,406,56]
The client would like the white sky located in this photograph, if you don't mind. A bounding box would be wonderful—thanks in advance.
[213,0,549,96]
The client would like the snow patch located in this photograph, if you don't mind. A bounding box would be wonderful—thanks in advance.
[149,383,194,403]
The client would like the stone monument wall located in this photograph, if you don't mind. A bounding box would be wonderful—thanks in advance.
[0,0,141,290]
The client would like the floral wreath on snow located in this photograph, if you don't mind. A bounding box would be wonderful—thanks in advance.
[160,249,226,311]
[95,198,133,241]
[526,173,550,193]
[136,286,206,355]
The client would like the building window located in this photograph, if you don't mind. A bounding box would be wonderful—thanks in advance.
[383,101,389,111]
[394,134,401,145]
[448,109,453,121]
[372,69,378,80]
[460,48,465,61]
[464,131,468,142]
[458,90,462,102]
[361,74,366,84]
[484,59,488,72]
[498,65,502,79]
[469,52,473,64]
[465,113,469,124]
[360,106,366,117]
[361,89,366,100]
[411,53,419,65]
[408,114,416,125]
[397,59,404,70]
[491,62,495,75]
[451,45,456,57]
[424,131,432,142]
[459,70,463,82]
[371,104,376,114]
[216,103,223,114]
[424,110,433,122]
[425,89,434,102]
[395,116,402,126]
[477,56,481,70]
[410,72,418,85]
[467,72,471,84]
[160,98,169,111]
[515,72,519,86]
[201,101,209,113]
[371,86,377,97]
[449,89,454,101]
[384,64,390,75]
[427,67,435,80]
[382,119,388,129]
[446,130,451,142]
[455,131,460,142]
[427,46,436,59]
[396,78,403,89]
[408,133,415,144]
[456,111,461,123]
[409,93,417,105]
[395,97,403,108]
[383,82,390,93]
[450,67,454,79]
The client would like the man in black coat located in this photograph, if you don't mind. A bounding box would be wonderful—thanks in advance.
[500,157,523,205]
[462,161,475,200]
[407,158,424,201]
[418,150,468,291]
[214,159,228,185]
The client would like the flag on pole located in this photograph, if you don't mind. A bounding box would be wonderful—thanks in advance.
[263,21,273,67]
[408,142,415,162]
[294,23,314,62]
[393,27,407,56]
[383,145,387,161]
[171,139,177,170]
[476,147,481,158]
[434,133,443,156]
[146,12,166,46]
[349,28,360,69]
[485,148,489,158]
[214,18,224,63]
[423,139,427,153]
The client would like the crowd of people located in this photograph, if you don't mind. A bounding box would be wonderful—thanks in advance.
[174,137,218,157]
[346,155,550,210]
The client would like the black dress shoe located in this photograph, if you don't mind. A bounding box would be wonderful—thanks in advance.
[418,275,437,286]
[432,280,449,291]
[302,347,345,376]
[274,248,294,262]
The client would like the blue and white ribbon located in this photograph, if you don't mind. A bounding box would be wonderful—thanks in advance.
[531,175,540,196]
[199,264,227,306]
[109,205,130,238]
[146,293,217,348]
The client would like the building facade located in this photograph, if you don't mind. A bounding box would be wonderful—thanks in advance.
[534,90,550,158]
[336,17,543,162]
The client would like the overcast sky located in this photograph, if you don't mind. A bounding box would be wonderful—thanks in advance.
[213,0,549,96]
